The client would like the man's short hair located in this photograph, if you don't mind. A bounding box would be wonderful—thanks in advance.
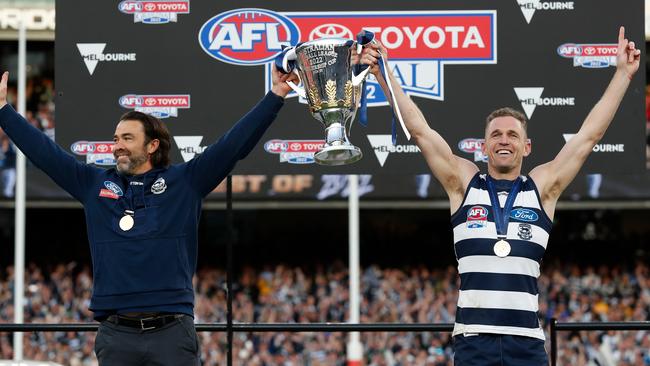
[119,111,171,168]
[485,107,528,135]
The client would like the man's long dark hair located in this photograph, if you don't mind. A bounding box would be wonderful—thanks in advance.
[119,111,171,168]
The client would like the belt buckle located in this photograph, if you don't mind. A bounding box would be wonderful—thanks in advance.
[140,316,157,331]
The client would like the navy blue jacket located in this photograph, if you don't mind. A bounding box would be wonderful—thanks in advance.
[0,92,284,318]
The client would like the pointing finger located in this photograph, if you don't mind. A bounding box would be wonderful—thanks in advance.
[618,26,625,44]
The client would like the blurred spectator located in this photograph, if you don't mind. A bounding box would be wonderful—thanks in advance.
[0,77,56,198]
[0,261,649,365]
[646,85,650,170]
[0,128,16,197]
[645,129,650,170]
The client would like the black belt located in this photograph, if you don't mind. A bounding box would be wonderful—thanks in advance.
[106,314,182,331]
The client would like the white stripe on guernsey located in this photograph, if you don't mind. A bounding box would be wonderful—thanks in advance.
[453,222,549,249]
[458,290,539,312]
[452,323,545,340]
[458,256,540,277]
[464,187,542,210]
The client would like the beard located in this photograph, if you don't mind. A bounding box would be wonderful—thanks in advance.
[115,149,149,175]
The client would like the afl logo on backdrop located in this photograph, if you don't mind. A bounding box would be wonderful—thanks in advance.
[198,8,300,65]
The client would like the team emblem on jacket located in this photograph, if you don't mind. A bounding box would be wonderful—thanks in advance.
[103,181,123,196]
[517,223,533,240]
[466,206,488,228]
[151,177,167,194]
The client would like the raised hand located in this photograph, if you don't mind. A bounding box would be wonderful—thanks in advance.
[617,26,641,79]
[270,64,300,98]
[359,41,388,77]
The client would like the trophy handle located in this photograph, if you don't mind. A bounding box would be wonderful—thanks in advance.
[351,30,375,86]
[281,47,297,73]
[274,46,307,98]
[286,70,306,98]
[351,67,371,87]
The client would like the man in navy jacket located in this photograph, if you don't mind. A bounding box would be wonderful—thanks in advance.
[0,67,297,365]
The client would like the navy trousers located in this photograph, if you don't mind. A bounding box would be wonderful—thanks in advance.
[454,333,548,366]
[95,314,200,366]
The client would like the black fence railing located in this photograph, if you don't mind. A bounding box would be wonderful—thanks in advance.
[2,320,650,365]
[0,323,452,332]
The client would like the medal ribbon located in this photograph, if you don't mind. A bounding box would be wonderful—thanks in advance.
[486,176,522,238]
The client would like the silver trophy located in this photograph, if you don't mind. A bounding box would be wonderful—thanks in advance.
[279,38,371,165]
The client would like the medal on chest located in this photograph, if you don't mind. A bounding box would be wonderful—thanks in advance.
[119,210,135,231]
[493,239,511,258]
[486,176,522,259]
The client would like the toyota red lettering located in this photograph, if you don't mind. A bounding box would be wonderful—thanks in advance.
[289,11,494,59]
[261,10,496,104]
[288,141,325,152]
[138,96,190,107]
[558,43,617,58]
[141,1,189,13]
[118,94,191,118]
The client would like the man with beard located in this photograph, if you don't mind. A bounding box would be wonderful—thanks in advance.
[359,27,640,364]
[0,66,297,365]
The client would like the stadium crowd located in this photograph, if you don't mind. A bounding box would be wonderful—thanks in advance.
[0,260,648,365]
[0,77,55,198]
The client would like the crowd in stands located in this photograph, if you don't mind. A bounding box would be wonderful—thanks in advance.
[0,260,648,365]
[0,77,55,198]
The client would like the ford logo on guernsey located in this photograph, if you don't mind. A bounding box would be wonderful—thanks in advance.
[198,8,300,65]
[510,208,538,222]
[104,181,124,197]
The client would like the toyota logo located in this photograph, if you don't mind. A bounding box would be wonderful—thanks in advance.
[96,144,110,153]
[309,23,353,40]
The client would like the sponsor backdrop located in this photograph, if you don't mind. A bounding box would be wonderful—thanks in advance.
[48,1,647,200]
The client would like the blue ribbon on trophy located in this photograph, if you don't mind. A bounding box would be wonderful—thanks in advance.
[275,30,409,147]
[274,44,299,77]
[355,30,409,145]
[273,38,372,165]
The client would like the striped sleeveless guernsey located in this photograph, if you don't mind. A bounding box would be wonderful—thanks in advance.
[450,173,552,340]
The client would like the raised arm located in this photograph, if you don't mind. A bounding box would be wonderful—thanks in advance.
[360,43,479,210]
[530,27,641,215]
[0,72,98,202]
[186,65,298,197]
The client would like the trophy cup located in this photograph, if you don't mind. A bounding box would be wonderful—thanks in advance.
[276,38,371,165]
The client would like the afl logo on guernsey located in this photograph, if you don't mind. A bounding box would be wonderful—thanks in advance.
[510,208,538,222]
[466,205,488,228]
[198,8,300,65]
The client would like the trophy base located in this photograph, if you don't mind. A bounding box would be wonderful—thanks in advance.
[314,145,362,166]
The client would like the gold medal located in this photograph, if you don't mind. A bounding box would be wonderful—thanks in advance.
[119,211,135,231]
[486,176,522,259]
[493,239,511,258]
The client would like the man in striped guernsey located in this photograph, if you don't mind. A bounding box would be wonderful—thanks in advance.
[360,27,640,364]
